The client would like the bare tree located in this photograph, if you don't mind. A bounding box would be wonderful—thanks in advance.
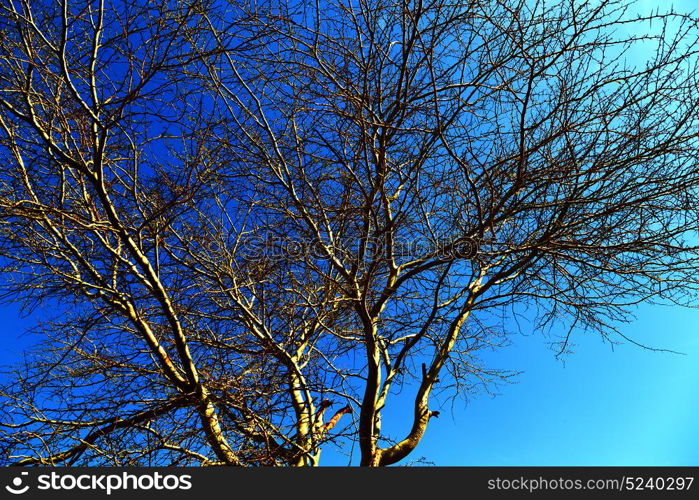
[1,0,699,466]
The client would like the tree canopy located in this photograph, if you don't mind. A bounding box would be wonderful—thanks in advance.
[1,0,699,466]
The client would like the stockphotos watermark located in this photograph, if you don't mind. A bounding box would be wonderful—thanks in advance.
[4,470,192,495]
[235,234,480,262]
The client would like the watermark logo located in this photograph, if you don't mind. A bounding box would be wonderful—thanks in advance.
[3,471,193,496]
[5,472,29,495]
[37,472,192,495]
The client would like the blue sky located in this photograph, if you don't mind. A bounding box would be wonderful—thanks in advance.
[1,0,698,467]
[396,305,699,465]
[311,301,699,466]
[320,0,699,465]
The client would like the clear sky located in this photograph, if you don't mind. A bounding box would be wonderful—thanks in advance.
[375,305,699,466]
[1,0,698,467]
[322,0,699,466]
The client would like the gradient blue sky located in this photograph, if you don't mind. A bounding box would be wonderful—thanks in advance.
[322,0,699,465]
[3,282,698,466]
[1,0,698,466]
[378,305,699,465]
